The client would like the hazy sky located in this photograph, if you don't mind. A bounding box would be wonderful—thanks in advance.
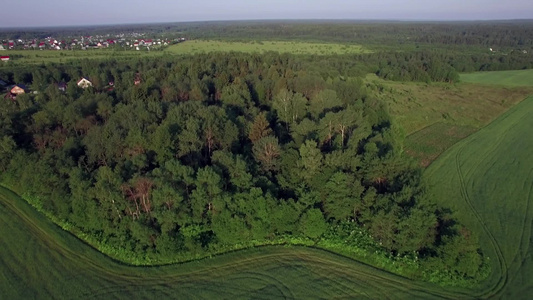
[2,0,532,27]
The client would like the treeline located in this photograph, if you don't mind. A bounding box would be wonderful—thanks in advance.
[2,48,531,90]
[3,21,533,49]
[0,53,488,284]
[371,50,533,82]
[173,20,533,48]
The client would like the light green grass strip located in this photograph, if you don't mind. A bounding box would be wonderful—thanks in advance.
[165,40,370,55]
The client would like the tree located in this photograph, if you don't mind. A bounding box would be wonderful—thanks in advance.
[272,89,307,128]
[90,166,124,222]
[252,136,281,172]
[368,209,399,251]
[322,172,363,221]
[177,118,202,161]
[299,208,327,239]
[121,177,154,219]
[249,112,272,143]
[0,136,16,172]
[309,89,342,119]
[298,140,323,182]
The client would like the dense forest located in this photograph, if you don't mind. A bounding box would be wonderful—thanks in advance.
[0,52,491,285]
[3,20,533,49]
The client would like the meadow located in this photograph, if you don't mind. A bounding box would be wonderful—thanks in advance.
[0,187,465,299]
[0,40,369,65]
[424,95,533,299]
[367,74,533,166]
[164,40,370,55]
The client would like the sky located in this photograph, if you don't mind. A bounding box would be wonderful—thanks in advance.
[2,0,533,27]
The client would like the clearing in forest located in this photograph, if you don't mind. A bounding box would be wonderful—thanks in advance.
[165,40,369,55]
[424,96,533,299]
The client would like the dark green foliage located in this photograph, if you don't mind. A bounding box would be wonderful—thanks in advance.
[0,52,487,284]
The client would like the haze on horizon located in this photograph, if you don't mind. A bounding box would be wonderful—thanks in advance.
[2,0,532,28]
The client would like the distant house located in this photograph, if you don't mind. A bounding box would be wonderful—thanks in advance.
[77,78,92,89]
[134,73,142,85]
[57,82,68,92]
[0,56,9,62]
[11,84,27,95]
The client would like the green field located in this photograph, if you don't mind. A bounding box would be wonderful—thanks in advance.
[425,95,533,299]
[0,40,369,65]
[460,69,533,87]
[165,40,369,55]
[404,122,477,167]
[0,187,470,299]
[368,74,533,166]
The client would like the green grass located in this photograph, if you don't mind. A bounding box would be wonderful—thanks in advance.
[404,123,477,167]
[148,40,369,56]
[366,74,533,166]
[0,186,472,299]
[0,40,369,65]
[461,69,533,87]
[424,95,533,299]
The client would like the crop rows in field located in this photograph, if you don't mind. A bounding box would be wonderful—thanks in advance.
[425,96,533,299]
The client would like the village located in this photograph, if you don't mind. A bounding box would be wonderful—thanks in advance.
[1,74,142,100]
[0,34,186,52]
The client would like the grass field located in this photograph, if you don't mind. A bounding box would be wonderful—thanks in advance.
[425,95,533,299]
[0,187,471,299]
[461,69,533,87]
[367,74,533,166]
[404,123,477,167]
[165,40,369,55]
[0,40,369,65]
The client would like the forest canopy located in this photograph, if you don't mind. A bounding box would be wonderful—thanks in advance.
[0,52,490,286]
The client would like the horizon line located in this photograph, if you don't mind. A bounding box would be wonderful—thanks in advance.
[2,18,533,30]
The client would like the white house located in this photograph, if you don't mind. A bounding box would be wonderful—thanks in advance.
[77,77,93,89]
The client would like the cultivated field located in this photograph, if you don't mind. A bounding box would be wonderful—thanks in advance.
[425,95,533,299]
[368,74,533,166]
[461,69,533,87]
[165,40,369,55]
[0,187,476,299]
